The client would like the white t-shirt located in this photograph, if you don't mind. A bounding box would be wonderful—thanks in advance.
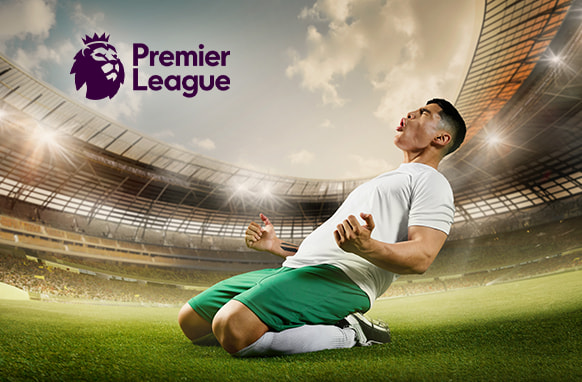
[283,162,455,305]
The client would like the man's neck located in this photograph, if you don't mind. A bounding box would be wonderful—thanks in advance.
[402,151,442,170]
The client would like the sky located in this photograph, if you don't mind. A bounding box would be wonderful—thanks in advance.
[0,0,483,180]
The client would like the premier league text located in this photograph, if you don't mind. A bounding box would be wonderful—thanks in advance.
[132,43,231,98]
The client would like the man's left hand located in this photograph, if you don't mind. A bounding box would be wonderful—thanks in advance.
[333,212,375,255]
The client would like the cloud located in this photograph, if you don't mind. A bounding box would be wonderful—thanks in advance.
[372,14,478,122]
[320,119,335,129]
[288,0,476,132]
[13,40,75,77]
[289,149,315,165]
[286,22,360,107]
[287,0,417,107]
[191,137,216,151]
[0,0,56,43]
[298,0,352,24]
[373,69,442,122]
[70,3,105,32]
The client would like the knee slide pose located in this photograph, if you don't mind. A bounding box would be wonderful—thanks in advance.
[178,99,466,357]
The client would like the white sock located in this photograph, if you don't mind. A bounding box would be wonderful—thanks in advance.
[234,325,356,357]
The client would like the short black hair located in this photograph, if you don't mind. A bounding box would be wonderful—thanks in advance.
[426,98,466,155]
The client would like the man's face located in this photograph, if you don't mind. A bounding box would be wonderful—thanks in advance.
[394,103,443,153]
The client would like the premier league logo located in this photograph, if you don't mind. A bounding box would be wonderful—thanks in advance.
[70,33,125,100]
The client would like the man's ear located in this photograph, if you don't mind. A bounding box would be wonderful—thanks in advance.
[433,131,452,149]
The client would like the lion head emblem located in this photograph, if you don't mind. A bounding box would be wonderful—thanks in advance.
[70,33,125,100]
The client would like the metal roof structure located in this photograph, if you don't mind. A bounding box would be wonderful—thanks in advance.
[0,0,580,242]
[442,0,582,229]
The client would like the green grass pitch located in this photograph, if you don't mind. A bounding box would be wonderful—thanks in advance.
[0,271,580,381]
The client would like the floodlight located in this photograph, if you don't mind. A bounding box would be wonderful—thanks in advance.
[36,124,60,148]
[543,49,563,66]
[487,133,502,147]
[235,183,248,193]
[261,186,273,198]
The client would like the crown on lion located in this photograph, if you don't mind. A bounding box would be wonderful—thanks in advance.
[82,33,110,46]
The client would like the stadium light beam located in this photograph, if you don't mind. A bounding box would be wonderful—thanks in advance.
[486,133,502,147]
[235,183,248,194]
[542,48,576,78]
[26,123,77,167]
[36,124,60,148]
[543,48,562,65]
[261,185,272,198]
[550,55,562,65]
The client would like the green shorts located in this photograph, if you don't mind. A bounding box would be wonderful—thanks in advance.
[187,264,370,332]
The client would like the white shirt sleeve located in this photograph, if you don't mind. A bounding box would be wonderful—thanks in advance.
[408,170,455,234]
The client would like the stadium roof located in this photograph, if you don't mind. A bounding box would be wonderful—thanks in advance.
[0,0,580,240]
[442,0,582,226]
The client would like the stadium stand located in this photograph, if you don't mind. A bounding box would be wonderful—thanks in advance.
[0,247,197,305]
[1,211,580,304]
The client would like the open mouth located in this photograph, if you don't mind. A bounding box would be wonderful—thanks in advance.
[396,118,405,132]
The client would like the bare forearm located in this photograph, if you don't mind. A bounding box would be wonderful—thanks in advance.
[334,214,447,275]
[270,239,299,258]
[356,239,435,274]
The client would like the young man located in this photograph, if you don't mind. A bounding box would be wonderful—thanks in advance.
[178,98,466,356]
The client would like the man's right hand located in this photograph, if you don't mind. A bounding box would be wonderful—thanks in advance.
[245,213,277,253]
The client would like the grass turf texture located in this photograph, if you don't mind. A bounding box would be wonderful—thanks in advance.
[0,271,580,382]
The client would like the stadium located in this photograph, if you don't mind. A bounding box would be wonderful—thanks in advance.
[0,0,580,380]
